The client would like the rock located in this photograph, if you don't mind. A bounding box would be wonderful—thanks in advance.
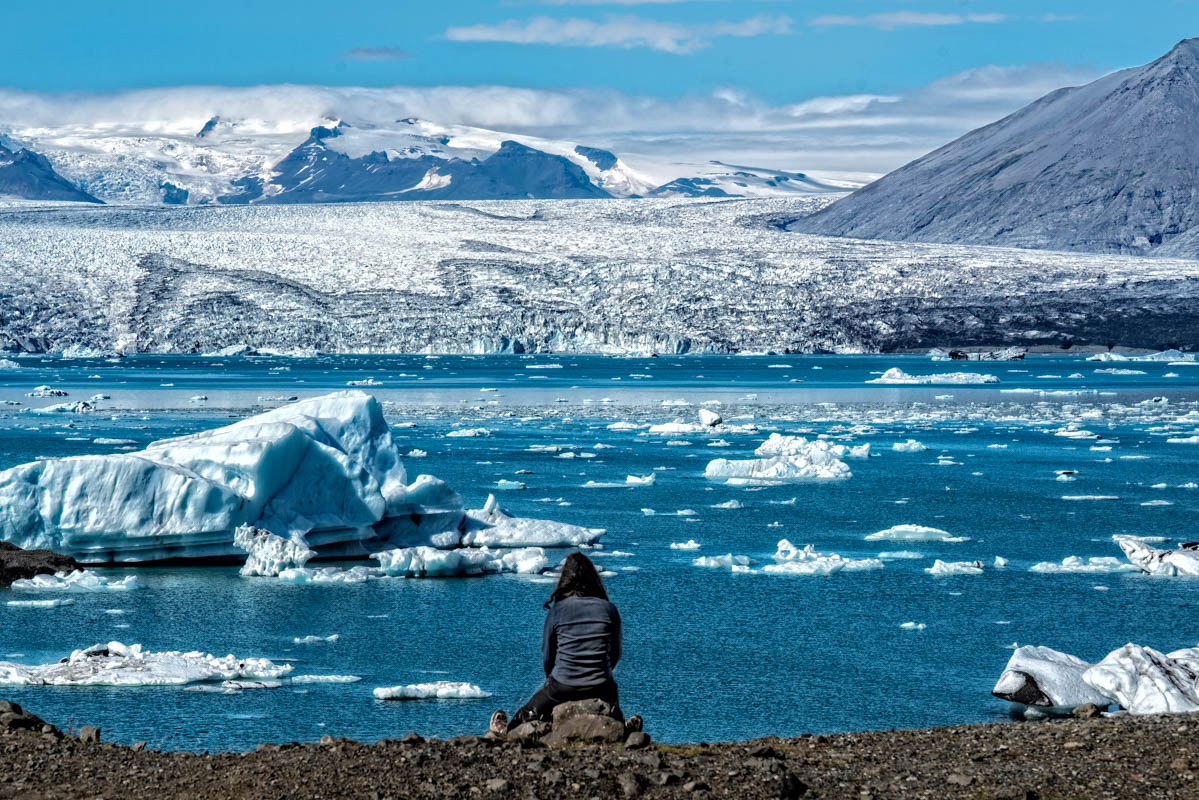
[0,544,78,587]
[131,741,146,752]
[684,780,711,792]
[78,725,100,744]
[319,735,335,746]
[401,732,424,744]
[0,702,53,734]
[1072,703,1102,719]
[542,713,626,746]
[649,771,680,786]
[552,698,618,725]
[617,772,644,798]
[749,744,784,759]
[448,735,481,747]
[509,721,552,741]
[483,778,511,792]
[947,774,974,787]
[1170,757,1193,771]
[773,771,808,799]
[625,731,651,750]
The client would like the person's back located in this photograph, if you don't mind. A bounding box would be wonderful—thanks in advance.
[544,595,621,688]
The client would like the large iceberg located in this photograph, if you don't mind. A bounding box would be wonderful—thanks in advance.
[765,540,883,575]
[0,392,598,564]
[704,433,855,485]
[0,641,291,687]
[991,645,1112,711]
[1114,536,1199,576]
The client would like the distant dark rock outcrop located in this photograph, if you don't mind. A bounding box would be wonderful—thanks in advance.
[0,541,79,587]
[792,38,1199,258]
[0,142,101,204]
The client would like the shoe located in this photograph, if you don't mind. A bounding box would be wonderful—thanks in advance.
[489,710,509,737]
[624,714,643,734]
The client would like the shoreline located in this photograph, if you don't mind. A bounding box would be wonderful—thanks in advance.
[2,707,1195,799]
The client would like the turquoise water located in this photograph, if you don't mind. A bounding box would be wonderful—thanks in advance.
[1,354,1197,750]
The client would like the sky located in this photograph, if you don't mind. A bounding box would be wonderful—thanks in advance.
[1,1,1196,174]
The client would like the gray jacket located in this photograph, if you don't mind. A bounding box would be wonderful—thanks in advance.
[542,595,622,687]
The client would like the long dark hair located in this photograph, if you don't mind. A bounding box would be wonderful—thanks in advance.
[545,552,608,609]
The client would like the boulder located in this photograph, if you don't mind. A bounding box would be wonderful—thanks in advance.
[78,725,100,743]
[551,698,620,725]
[0,700,57,735]
[0,543,79,587]
[509,720,553,741]
[625,731,652,750]
[542,713,626,746]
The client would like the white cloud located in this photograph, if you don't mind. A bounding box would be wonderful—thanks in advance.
[0,63,1104,177]
[444,13,792,54]
[809,12,1006,29]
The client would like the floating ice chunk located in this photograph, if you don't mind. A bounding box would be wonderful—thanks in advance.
[93,438,136,446]
[0,359,18,369]
[27,385,68,397]
[606,422,647,431]
[892,440,928,453]
[222,680,282,690]
[446,427,490,438]
[26,401,96,415]
[626,474,656,486]
[698,408,722,427]
[1029,556,1137,574]
[406,449,427,458]
[1093,368,1146,375]
[755,434,869,460]
[495,479,526,491]
[710,499,743,509]
[767,540,884,574]
[10,570,143,592]
[991,645,1111,711]
[373,545,548,577]
[0,642,291,687]
[346,378,383,387]
[1061,495,1119,501]
[899,622,926,630]
[234,525,315,578]
[7,599,75,608]
[704,435,852,485]
[1141,500,1173,507]
[865,525,968,543]
[373,681,491,700]
[462,495,603,547]
[993,556,1008,568]
[669,540,701,550]
[925,560,983,576]
[1167,435,1199,444]
[1088,349,1195,362]
[692,554,756,570]
[878,551,924,560]
[525,364,561,370]
[1114,536,1199,576]
[293,635,339,644]
[867,368,998,385]
[1082,644,1199,714]
[290,674,362,684]
[277,566,379,584]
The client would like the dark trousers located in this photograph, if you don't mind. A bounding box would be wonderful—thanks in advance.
[512,677,622,726]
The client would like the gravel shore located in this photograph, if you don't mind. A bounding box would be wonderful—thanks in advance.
[2,707,1197,799]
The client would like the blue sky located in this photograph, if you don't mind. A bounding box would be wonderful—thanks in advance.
[2,0,1193,100]
[0,1,1195,174]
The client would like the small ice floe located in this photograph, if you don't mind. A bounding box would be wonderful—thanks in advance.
[374,546,549,577]
[290,675,362,684]
[1113,535,1199,576]
[461,495,603,548]
[93,438,136,446]
[278,567,380,584]
[641,508,656,516]
[925,560,983,576]
[26,386,69,397]
[525,364,562,370]
[1055,470,1077,482]
[878,551,924,560]
[1028,556,1137,574]
[670,540,701,551]
[1167,435,1199,444]
[446,427,490,438]
[235,526,315,578]
[373,682,491,700]
[495,479,526,491]
[1141,500,1173,507]
[406,449,427,458]
[1061,495,1119,501]
[26,401,96,415]
[293,634,339,644]
[189,395,208,403]
[899,622,926,631]
[892,439,928,453]
[607,421,647,431]
[865,525,968,543]
[704,433,857,485]
[765,540,883,575]
[0,359,19,369]
[626,474,656,486]
[711,499,744,509]
[692,554,756,571]
[346,378,383,387]
[867,368,998,385]
[993,556,1008,568]
[11,570,143,592]
[6,598,75,608]
[1093,368,1146,375]
[0,642,291,687]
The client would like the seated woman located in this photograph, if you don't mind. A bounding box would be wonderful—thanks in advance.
[490,552,640,735]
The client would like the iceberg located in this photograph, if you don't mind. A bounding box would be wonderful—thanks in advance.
[669,540,701,550]
[10,570,143,592]
[1114,536,1199,576]
[0,641,291,687]
[372,545,548,577]
[765,540,884,575]
[1029,556,1138,575]
[460,495,603,548]
[1082,644,1199,714]
[892,439,928,453]
[234,526,315,577]
[991,645,1112,711]
[0,392,589,564]
[626,474,656,486]
[925,559,983,576]
[704,433,854,485]
[692,554,756,570]
[373,681,491,700]
[867,368,998,385]
[865,525,968,543]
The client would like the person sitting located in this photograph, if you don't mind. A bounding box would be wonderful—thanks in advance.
[489,552,640,735]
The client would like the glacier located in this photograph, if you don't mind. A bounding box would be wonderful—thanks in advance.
[0,391,600,563]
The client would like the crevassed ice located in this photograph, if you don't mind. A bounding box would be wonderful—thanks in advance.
[1114,535,1199,576]
[0,641,291,687]
[373,681,491,700]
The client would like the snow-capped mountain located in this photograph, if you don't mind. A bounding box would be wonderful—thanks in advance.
[0,113,856,204]
[793,38,1199,258]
